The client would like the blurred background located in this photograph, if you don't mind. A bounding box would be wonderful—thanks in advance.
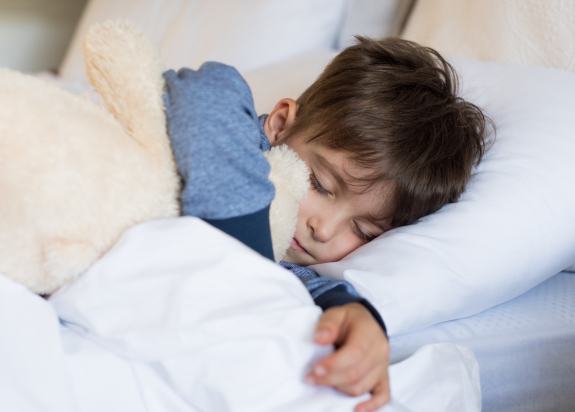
[0,0,573,81]
[0,0,87,72]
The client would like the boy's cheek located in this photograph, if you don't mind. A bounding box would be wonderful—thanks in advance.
[324,236,364,263]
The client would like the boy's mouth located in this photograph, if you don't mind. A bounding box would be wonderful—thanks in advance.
[291,237,311,255]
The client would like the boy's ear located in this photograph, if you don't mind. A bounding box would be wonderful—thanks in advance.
[265,98,298,145]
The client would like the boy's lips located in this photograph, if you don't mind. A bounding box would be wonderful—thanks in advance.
[291,237,311,255]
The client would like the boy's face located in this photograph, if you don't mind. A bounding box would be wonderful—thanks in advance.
[265,99,396,266]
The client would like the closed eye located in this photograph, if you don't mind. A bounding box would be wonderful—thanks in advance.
[310,171,332,196]
[354,221,376,242]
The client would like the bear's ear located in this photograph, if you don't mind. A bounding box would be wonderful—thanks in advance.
[83,20,170,159]
[265,145,309,261]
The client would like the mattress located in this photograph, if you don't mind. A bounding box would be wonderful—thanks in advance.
[390,271,575,412]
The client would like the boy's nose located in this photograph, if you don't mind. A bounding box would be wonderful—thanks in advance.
[308,214,337,243]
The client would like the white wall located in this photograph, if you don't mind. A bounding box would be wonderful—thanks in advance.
[0,0,87,72]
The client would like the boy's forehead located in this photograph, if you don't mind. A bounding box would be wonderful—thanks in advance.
[310,144,377,188]
[310,145,396,219]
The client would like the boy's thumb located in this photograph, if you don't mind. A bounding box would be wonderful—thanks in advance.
[314,307,346,345]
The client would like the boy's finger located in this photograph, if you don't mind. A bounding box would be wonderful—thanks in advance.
[340,365,384,399]
[354,379,391,412]
[318,327,371,372]
[310,347,375,387]
[314,307,347,345]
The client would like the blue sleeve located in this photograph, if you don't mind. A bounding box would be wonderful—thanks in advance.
[280,262,387,336]
[163,63,275,259]
[205,205,274,261]
[163,63,274,220]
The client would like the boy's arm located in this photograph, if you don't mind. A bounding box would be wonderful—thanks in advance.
[163,63,274,221]
[163,63,275,259]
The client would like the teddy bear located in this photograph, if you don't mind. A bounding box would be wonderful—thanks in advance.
[0,21,308,295]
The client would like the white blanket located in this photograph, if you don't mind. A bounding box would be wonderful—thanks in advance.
[1,218,480,411]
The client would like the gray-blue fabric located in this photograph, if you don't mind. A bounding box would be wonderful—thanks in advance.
[162,62,361,301]
[163,63,275,220]
[279,261,360,300]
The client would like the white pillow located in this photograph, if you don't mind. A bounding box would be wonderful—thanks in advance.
[59,0,345,86]
[245,54,575,336]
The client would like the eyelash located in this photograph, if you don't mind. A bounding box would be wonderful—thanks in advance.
[309,171,331,195]
[354,223,375,242]
[310,171,375,242]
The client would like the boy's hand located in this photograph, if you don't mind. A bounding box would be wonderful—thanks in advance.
[306,303,390,412]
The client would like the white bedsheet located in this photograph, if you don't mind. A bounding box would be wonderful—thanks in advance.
[1,218,479,412]
[391,271,575,412]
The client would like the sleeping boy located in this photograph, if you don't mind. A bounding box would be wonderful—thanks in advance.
[162,37,488,412]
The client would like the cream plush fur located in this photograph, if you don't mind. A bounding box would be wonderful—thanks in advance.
[0,21,308,294]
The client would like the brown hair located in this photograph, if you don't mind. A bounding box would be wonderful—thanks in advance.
[287,37,492,227]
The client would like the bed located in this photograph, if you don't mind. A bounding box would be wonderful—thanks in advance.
[247,50,575,410]
[3,1,575,410]
[391,271,575,411]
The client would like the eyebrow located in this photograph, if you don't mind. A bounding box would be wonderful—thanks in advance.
[312,153,350,192]
[313,152,378,195]
[313,153,392,229]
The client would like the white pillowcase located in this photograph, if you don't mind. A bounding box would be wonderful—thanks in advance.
[59,0,345,86]
[246,53,575,336]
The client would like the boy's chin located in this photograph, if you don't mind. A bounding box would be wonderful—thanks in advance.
[282,248,316,266]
